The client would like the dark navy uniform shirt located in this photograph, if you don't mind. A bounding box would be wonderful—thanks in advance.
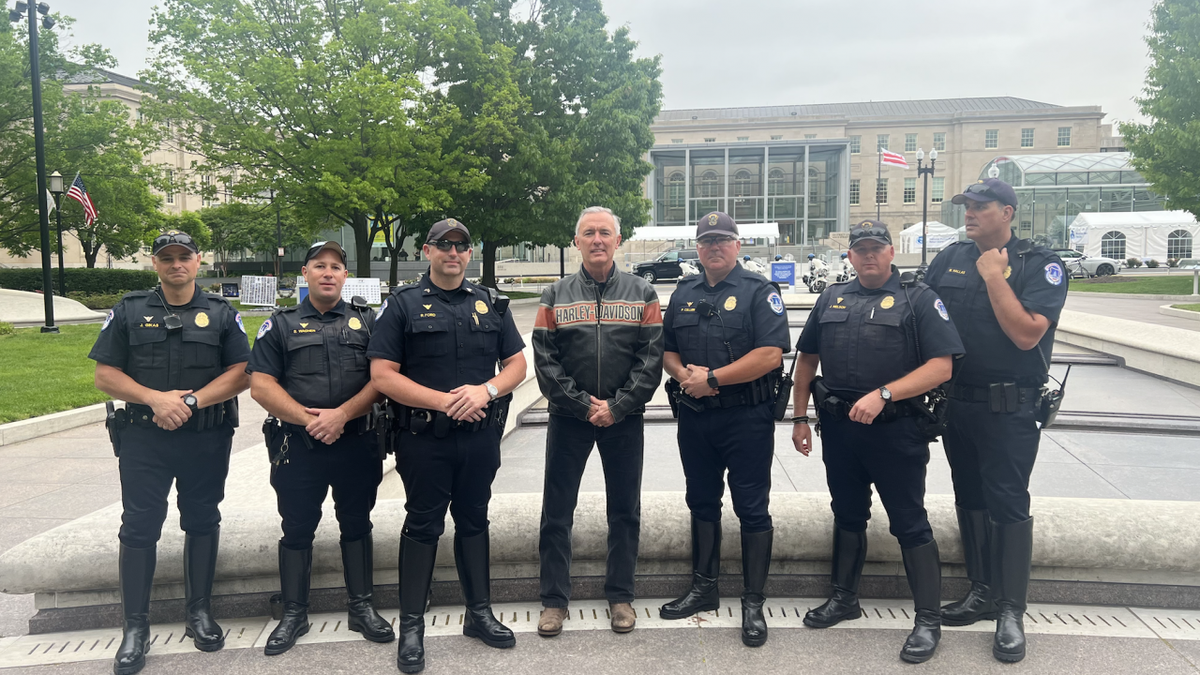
[89,283,250,392]
[925,235,1068,386]
[246,297,376,409]
[798,270,964,397]
[366,274,524,392]
[663,264,791,394]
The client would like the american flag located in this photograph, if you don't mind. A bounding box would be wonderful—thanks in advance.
[879,149,909,169]
[65,172,98,226]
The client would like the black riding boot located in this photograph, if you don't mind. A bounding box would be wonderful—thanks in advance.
[264,544,312,656]
[397,535,438,673]
[941,508,996,626]
[900,540,942,664]
[183,529,224,651]
[455,531,515,648]
[993,517,1034,663]
[113,544,156,675]
[804,527,867,628]
[343,535,395,643]
[740,529,772,647]
[660,517,722,619]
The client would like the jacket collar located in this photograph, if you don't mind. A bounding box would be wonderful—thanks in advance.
[146,283,208,309]
[299,296,345,318]
[577,262,617,285]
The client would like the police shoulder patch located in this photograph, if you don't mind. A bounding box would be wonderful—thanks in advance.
[235,312,246,334]
[1044,262,1064,286]
[257,318,273,340]
[934,298,950,321]
[101,310,114,331]
[767,292,785,316]
[377,298,389,318]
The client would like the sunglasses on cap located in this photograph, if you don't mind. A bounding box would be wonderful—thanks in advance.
[960,183,1014,205]
[850,226,890,240]
[431,239,470,252]
[153,232,195,249]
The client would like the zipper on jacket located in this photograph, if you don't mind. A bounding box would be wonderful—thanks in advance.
[595,277,603,399]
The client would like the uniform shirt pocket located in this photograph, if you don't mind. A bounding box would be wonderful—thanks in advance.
[408,317,450,357]
[285,331,327,375]
[467,317,501,358]
[128,327,168,371]
[339,327,371,371]
[181,328,220,370]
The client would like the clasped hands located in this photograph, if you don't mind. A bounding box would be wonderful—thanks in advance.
[679,364,718,398]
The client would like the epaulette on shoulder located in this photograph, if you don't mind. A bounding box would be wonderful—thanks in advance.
[275,304,301,314]
[390,283,420,297]
[203,292,234,307]
[123,289,154,299]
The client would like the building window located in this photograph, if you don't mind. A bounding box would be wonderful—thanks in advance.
[704,137,716,143]
[877,134,889,151]
[933,132,946,151]
[667,172,685,208]
[166,170,175,205]
[671,139,683,144]
[804,134,817,139]
[876,178,888,205]
[1058,127,1072,147]
[698,170,720,198]
[850,135,861,154]
[768,168,785,196]
[903,178,917,204]
[770,135,783,141]
[737,136,749,142]
[733,169,754,197]
[202,175,214,207]
[1168,229,1193,259]
[1100,230,1126,260]
[849,179,860,206]
[985,129,998,149]
[905,133,918,152]
[1021,128,1034,148]
[931,177,945,203]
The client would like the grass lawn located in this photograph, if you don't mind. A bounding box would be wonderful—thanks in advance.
[505,290,540,300]
[0,315,268,424]
[1071,275,1200,295]
[1172,303,1200,312]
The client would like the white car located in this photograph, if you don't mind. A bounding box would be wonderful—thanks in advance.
[1054,249,1122,277]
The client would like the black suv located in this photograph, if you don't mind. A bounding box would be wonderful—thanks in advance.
[633,249,701,283]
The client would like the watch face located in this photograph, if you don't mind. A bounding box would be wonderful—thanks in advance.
[880,387,891,400]
[184,395,198,407]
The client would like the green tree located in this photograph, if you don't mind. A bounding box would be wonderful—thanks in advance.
[1122,0,1200,217]
[198,201,317,276]
[145,0,498,279]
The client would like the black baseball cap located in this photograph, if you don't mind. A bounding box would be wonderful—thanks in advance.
[951,178,1019,209]
[695,211,738,239]
[848,220,893,248]
[303,240,347,265]
[426,218,471,243]
[152,230,200,255]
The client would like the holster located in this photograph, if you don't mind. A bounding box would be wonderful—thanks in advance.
[665,378,704,414]
[372,402,394,460]
[913,388,950,442]
[1037,386,1065,427]
[664,380,680,418]
[105,401,127,457]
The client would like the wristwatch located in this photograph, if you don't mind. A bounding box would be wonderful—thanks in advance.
[485,382,499,400]
[707,371,720,390]
[183,394,199,412]
[878,386,892,402]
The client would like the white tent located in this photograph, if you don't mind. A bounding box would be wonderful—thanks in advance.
[1068,211,1200,261]
[631,223,781,243]
[899,222,959,254]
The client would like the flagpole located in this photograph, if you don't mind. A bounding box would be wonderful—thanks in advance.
[876,148,882,220]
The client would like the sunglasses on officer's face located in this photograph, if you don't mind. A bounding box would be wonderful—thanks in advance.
[430,239,470,252]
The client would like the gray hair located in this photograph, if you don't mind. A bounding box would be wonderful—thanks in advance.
[575,206,620,235]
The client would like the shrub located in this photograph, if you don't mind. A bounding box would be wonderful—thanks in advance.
[1146,259,1160,268]
[0,321,13,336]
[0,268,158,295]
[66,292,125,310]
[1126,257,1143,268]
[1168,258,1180,268]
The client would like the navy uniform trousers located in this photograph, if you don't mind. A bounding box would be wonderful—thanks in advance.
[677,402,774,533]
[943,397,1042,525]
[396,426,502,545]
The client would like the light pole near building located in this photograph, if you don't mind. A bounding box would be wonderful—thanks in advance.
[915,148,937,277]
[48,170,65,294]
[10,0,58,333]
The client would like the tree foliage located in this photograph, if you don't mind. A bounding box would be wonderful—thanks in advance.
[198,201,318,276]
[1122,0,1200,218]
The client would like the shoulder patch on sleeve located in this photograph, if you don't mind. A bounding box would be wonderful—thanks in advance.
[934,299,950,321]
[377,298,389,319]
[101,310,114,331]
[257,318,273,340]
[235,312,246,334]
[767,291,785,315]
[1044,262,1064,286]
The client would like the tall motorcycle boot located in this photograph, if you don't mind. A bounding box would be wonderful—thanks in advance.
[900,540,943,664]
[113,544,156,675]
[455,531,516,648]
[992,517,1034,663]
[183,529,225,652]
[804,527,867,628]
[342,535,395,643]
[739,529,773,647]
[263,544,313,656]
[397,535,438,674]
[660,517,722,619]
[941,508,997,626]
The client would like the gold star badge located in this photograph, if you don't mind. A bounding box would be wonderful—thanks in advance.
[194,312,209,328]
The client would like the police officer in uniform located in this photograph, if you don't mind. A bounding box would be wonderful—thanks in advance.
[924,178,1068,663]
[89,230,250,675]
[659,212,790,648]
[368,219,527,673]
[247,241,394,655]
[792,221,964,663]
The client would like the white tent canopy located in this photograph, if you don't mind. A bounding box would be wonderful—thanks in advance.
[1068,211,1200,261]
[631,223,781,242]
[898,222,959,254]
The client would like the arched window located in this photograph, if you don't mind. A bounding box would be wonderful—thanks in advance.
[698,170,719,199]
[767,168,785,196]
[733,169,754,197]
[667,172,685,208]
[1100,230,1126,260]
[1167,229,1193,259]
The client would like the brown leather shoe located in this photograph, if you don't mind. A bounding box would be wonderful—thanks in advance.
[538,607,568,637]
[610,603,636,633]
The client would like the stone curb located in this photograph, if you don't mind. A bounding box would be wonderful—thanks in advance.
[1159,304,1200,322]
[1055,309,1200,386]
[1069,290,1200,301]
[0,403,108,447]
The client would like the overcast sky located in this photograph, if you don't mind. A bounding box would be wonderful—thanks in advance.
[48,0,1156,125]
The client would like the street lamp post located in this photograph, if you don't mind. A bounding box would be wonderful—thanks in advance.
[48,170,65,294]
[915,147,938,278]
[10,1,59,333]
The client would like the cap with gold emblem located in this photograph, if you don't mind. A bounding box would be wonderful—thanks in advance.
[848,219,893,248]
[426,218,472,243]
[695,211,739,239]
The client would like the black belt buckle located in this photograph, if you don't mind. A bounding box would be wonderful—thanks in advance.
[989,382,1018,414]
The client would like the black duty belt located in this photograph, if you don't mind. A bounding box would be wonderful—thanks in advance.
[126,400,237,432]
[407,405,500,436]
[691,376,776,410]
[281,414,373,440]
[949,384,1039,403]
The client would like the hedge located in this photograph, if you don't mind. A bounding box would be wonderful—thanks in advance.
[65,292,125,310]
[0,268,159,294]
